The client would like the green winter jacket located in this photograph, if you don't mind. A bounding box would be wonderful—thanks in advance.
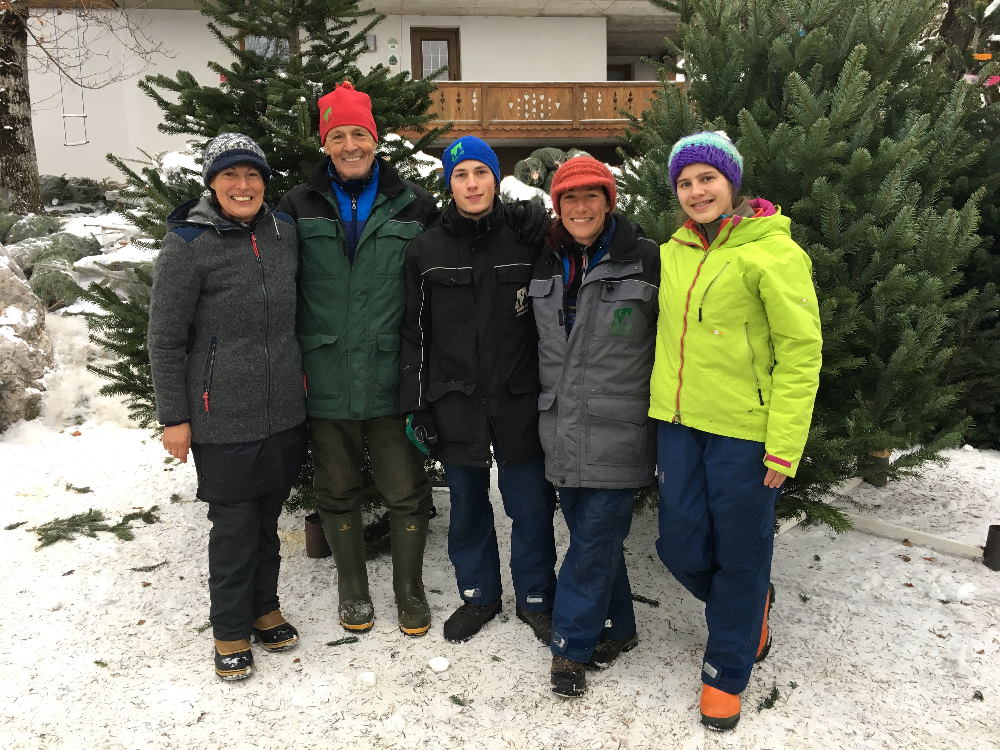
[278,158,438,420]
[649,199,822,477]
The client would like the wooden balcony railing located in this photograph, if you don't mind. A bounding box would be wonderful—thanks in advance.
[396,81,664,142]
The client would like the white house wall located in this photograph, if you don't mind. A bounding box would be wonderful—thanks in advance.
[363,15,606,81]
[29,12,606,180]
[29,10,223,182]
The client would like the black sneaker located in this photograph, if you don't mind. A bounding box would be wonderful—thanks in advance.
[252,621,299,652]
[515,607,552,645]
[586,633,638,670]
[551,655,587,697]
[443,599,501,643]
[214,639,254,681]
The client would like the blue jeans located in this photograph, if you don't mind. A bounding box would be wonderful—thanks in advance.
[656,421,780,694]
[550,487,636,663]
[443,455,557,611]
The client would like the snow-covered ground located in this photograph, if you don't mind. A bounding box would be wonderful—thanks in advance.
[1,314,998,750]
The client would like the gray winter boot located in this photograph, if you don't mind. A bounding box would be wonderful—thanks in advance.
[321,509,375,632]
[390,512,431,636]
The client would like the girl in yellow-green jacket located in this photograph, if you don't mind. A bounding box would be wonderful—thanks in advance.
[650,132,822,731]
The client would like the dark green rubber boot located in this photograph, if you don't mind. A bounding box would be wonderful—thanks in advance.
[321,509,375,632]
[390,512,431,636]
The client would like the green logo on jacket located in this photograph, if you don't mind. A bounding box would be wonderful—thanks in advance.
[610,307,633,336]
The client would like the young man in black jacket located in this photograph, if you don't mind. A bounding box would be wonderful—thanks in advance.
[399,136,557,645]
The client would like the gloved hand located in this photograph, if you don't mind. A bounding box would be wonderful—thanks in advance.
[405,411,439,455]
[508,199,552,246]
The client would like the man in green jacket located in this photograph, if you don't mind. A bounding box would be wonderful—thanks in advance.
[279,82,438,638]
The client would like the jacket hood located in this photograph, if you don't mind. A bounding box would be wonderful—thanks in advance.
[545,212,646,263]
[441,196,504,237]
[674,198,789,249]
[307,156,406,199]
[166,194,273,231]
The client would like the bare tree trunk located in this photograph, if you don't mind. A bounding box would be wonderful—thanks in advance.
[0,3,42,214]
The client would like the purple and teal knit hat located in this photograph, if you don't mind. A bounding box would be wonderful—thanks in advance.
[667,131,743,193]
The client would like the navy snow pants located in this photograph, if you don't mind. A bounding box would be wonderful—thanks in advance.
[550,487,636,663]
[656,421,780,694]
[443,455,557,612]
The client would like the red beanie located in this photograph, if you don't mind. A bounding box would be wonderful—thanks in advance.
[317,81,378,144]
[549,156,618,214]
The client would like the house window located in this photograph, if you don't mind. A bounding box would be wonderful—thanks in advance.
[607,63,635,81]
[241,34,290,60]
[410,27,460,80]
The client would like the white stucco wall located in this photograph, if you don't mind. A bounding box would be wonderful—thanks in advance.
[29,10,224,181]
[360,15,606,81]
[28,12,607,180]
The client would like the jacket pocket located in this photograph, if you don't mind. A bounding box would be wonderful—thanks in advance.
[697,261,731,323]
[297,220,345,280]
[496,263,534,320]
[594,279,656,339]
[201,337,218,413]
[528,276,561,335]
[537,391,558,461]
[375,220,423,278]
[744,322,765,407]
[585,397,649,466]
[298,332,341,399]
[375,333,401,392]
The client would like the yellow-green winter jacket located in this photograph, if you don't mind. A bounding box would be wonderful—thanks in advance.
[649,199,822,477]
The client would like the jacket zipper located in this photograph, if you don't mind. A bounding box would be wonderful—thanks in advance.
[745,322,765,406]
[351,196,358,260]
[251,232,272,434]
[674,248,709,422]
[698,261,731,322]
[671,220,739,422]
[202,336,218,412]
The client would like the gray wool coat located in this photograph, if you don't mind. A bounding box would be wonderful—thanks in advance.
[148,196,305,444]
[529,215,659,488]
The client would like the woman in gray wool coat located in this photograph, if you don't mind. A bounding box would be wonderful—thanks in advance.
[148,134,306,681]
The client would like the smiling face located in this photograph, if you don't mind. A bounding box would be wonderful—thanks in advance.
[559,185,611,246]
[450,160,496,219]
[676,163,735,224]
[324,124,377,181]
[209,164,265,223]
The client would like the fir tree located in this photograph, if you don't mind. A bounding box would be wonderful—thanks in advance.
[933,0,1000,447]
[622,0,988,526]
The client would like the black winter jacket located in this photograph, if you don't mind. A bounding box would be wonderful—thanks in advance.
[400,199,543,466]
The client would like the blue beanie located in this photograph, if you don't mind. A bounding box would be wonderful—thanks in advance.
[442,136,500,190]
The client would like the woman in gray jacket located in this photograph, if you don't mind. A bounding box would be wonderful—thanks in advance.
[149,134,306,680]
[528,157,659,697]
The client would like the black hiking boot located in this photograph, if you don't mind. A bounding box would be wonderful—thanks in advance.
[516,606,552,645]
[442,599,501,643]
[586,633,638,670]
[551,655,587,697]
[214,638,254,681]
[251,610,299,652]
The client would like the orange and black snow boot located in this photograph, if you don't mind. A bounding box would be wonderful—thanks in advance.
[755,583,776,663]
[700,684,741,730]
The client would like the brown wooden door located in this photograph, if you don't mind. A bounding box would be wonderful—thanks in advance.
[410,27,461,80]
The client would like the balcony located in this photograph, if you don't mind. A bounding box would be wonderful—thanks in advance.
[397,81,665,145]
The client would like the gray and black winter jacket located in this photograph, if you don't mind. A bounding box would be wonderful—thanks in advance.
[149,196,306,444]
[529,215,659,488]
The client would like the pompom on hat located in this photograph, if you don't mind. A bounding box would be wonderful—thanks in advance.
[667,131,743,193]
[317,81,378,144]
[549,156,618,214]
[202,133,271,187]
[441,136,501,189]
